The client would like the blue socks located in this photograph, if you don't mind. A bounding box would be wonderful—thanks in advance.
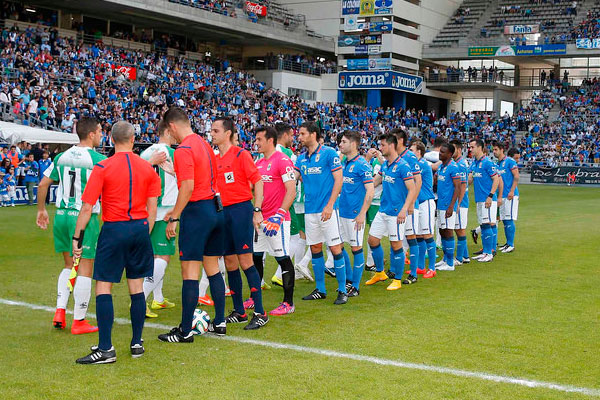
[342,248,352,282]
[227,269,245,315]
[333,252,347,293]
[311,251,326,293]
[417,238,426,271]
[504,220,516,246]
[463,236,470,259]
[390,248,404,277]
[442,237,455,265]
[243,266,264,315]
[426,237,437,270]
[456,236,467,262]
[130,292,145,346]
[491,225,498,252]
[370,244,384,272]
[408,239,419,276]
[96,294,113,351]
[208,274,226,325]
[352,248,365,289]
[481,224,492,255]
[181,279,199,335]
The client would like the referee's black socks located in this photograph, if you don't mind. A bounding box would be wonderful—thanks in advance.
[275,256,294,305]
[207,274,226,325]
[243,266,264,315]
[181,279,199,335]
[253,252,264,280]
[130,292,145,346]
[227,269,245,315]
[96,294,113,351]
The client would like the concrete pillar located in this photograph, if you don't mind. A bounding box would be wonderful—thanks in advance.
[366,89,381,108]
[393,91,406,110]
[337,90,344,104]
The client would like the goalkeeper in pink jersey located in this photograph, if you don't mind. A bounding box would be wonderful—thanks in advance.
[253,126,298,315]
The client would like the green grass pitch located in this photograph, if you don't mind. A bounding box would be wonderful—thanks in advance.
[0,184,599,399]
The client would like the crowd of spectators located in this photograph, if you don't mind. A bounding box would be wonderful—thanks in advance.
[570,7,600,40]
[0,21,598,170]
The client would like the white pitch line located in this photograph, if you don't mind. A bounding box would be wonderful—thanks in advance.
[2,297,598,397]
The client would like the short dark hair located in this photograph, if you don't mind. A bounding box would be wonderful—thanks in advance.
[156,120,168,137]
[274,122,293,138]
[493,141,505,150]
[342,130,361,146]
[76,116,100,141]
[256,126,277,145]
[410,140,426,157]
[380,133,398,146]
[440,142,455,156]
[470,138,484,149]
[507,148,520,158]
[300,121,321,140]
[390,128,408,146]
[449,139,462,148]
[163,107,190,126]
[214,117,236,142]
[433,136,448,148]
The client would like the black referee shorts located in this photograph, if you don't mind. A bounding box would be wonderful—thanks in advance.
[94,219,154,283]
[179,199,225,261]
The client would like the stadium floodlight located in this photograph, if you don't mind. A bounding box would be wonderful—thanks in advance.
[25,8,36,12]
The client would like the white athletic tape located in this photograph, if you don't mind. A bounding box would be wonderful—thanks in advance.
[1,298,598,397]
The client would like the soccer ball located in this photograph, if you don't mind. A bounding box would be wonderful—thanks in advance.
[192,308,211,335]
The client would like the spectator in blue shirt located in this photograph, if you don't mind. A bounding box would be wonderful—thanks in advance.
[22,153,39,205]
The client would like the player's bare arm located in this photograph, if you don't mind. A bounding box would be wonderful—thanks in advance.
[321,168,342,222]
[252,179,264,230]
[508,168,519,200]
[447,176,461,219]
[147,197,158,233]
[72,202,93,260]
[164,179,193,239]
[355,182,374,231]
[36,176,54,229]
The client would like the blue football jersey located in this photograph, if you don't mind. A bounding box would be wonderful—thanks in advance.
[399,148,421,207]
[340,154,373,219]
[379,157,413,216]
[496,156,519,198]
[437,160,461,211]
[417,157,435,204]
[469,156,497,203]
[456,157,470,208]
[295,145,342,214]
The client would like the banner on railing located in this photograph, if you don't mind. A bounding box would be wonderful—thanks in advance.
[530,165,600,185]
[338,35,361,47]
[103,63,137,80]
[7,185,58,205]
[360,35,382,45]
[245,1,267,16]
[344,16,358,31]
[504,24,539,35]
[358,0,392,16]
[347,58,391,70]
[468,44,566,57]
[342,0,360,15]
[576,38,600,49]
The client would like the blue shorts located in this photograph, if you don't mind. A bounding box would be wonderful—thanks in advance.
[223,200,254,255]
[179,199,225,261]
[94,219,154,283]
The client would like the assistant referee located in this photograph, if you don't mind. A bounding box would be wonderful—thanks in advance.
[73,121,161,364]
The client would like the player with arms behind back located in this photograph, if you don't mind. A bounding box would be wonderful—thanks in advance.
[493,142,519,253]
[254,126,298,315]
[36,116,105,335]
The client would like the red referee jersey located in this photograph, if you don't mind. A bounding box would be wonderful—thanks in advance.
[82,152,161,222]
[216,145,262,207]
[174,134,219,201]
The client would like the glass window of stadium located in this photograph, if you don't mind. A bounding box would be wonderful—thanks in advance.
[463,98,493,113]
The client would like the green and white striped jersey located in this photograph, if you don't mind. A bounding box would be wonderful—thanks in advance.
[44,146,106,213]
[140,143,178,221]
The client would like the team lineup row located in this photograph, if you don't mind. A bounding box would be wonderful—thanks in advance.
[34,107,519,364]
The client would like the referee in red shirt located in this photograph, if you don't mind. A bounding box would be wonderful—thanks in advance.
[157,107,227,343]
[211,117,268,330]
[72,121,161,364]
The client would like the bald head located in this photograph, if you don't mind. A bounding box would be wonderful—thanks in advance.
[111,121,135,144]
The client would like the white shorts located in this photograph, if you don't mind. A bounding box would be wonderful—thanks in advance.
[339,217,364,247]
[476,201,498,225]
[418,199,436,235]
[499,196,519,221]
[305,211,342,247]
[404,208,419,237]
[437,209,456,230]
[1,194,8,201]
[454,207,468,230]
[369,211,405,242]
[254,221,291,258]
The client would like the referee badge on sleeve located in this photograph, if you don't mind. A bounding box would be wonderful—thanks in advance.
[225,172,235,183]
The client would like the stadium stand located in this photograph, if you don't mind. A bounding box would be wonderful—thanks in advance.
[430,0,491,48]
